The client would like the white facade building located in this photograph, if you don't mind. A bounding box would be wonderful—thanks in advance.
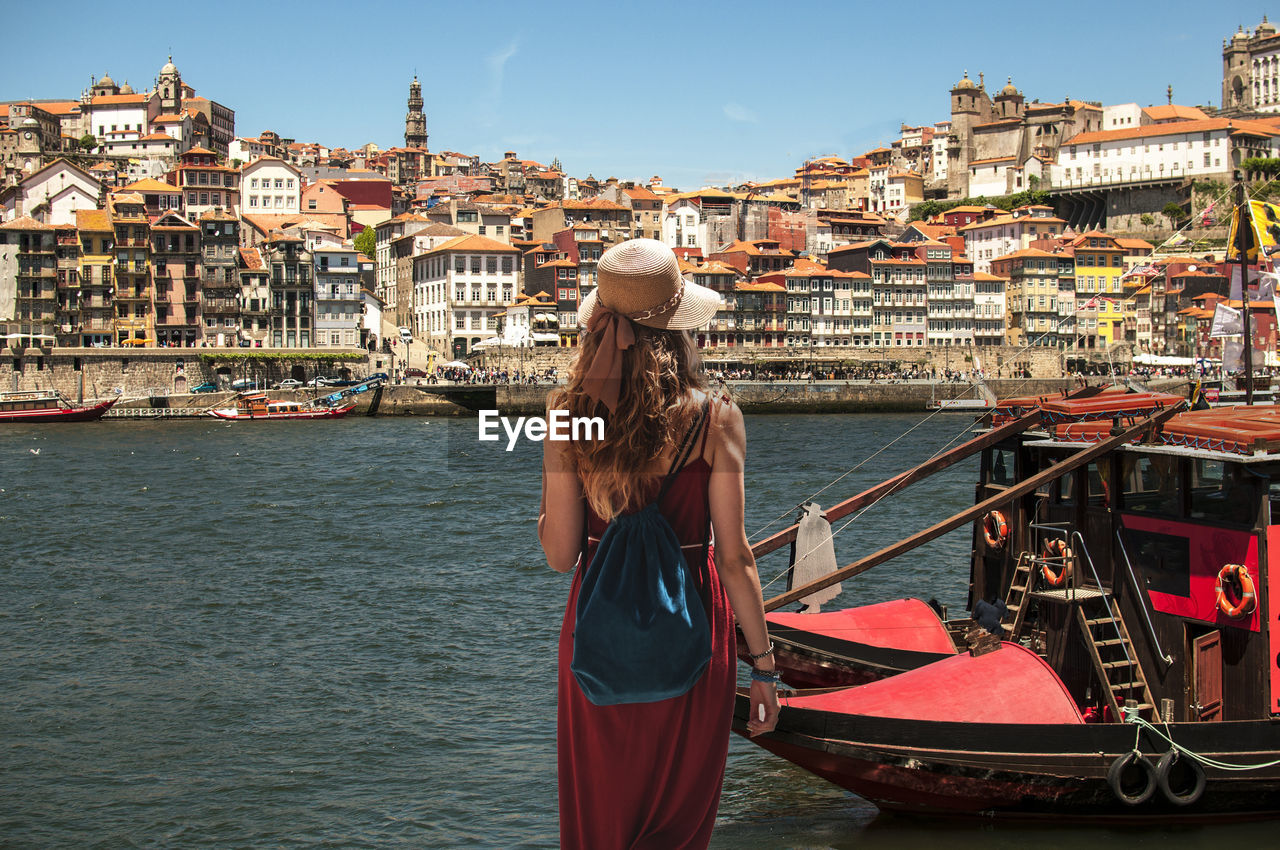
[972,272,1007,346]
[0,160,103,225]
[239,157,302,215]
[960,205,1066,273]
[661,198,708,252]
[88,92,160,149]
[314,245,363,347]
[1049,119,1277,189]
[411,233,521,357]
[932,121,950,182]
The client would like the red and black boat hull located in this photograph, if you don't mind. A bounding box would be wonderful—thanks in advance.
[733,694,1280,820]
[0,397,117,423]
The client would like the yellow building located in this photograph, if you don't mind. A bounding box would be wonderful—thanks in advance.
[1070,231,1129,349]
[75,209,116,347]
[108,193,154,346]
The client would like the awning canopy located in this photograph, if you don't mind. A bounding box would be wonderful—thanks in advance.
[1132,353,1195,366]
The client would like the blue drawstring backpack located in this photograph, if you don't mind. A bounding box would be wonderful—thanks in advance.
[571,403,711,706]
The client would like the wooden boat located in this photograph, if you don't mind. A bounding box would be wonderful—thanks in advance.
[736,387,1280,819]
[207,393,354,420]
[0,389,117,423]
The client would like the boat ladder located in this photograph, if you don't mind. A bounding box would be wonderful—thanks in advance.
[1002,552,1034,641]
[1004,520,1074,642]
[1056,529,1162,723]
[1077,599,1161,723]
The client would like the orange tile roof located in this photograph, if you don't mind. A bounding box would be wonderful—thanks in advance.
[422,233,520,255]
[1067,117,1278,146]
[735,281,786,292]
[122,178,179,193]
[972,271,1008,281]
[968,156,1017,165]
[239,247,265,270]
[1116,237,1155,251]
[0,215,55,231]
[992,247,1062,261]
[76,209,112,231]
[1142,104,1208,122]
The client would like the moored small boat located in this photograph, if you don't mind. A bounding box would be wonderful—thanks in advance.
[207,393,354,420]
[0,390,118,423]
[738,384,1280,819]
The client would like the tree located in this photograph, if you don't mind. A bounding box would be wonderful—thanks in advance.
[78,134,96,152]
[353,225,376,259]
[1161,202,1185,229]
[1140,213,1155,227]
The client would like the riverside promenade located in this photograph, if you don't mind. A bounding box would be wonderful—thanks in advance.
[110,376,1191,417]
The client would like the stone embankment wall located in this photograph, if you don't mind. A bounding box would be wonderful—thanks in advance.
[477,343,1129,379]
[489,379,1091,416]
[0,347,375,399]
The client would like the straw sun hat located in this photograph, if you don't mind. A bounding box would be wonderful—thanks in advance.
[578,238,720,330]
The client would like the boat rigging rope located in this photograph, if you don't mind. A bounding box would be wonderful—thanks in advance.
[1124,711,1280,771]
[746,399,978,542]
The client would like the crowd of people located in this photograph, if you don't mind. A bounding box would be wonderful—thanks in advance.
[407,366,559,385]
[703,365,988,384]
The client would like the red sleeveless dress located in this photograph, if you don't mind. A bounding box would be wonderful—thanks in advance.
[557,429,736,850]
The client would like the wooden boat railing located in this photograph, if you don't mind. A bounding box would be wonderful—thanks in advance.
[765,402,1186,612]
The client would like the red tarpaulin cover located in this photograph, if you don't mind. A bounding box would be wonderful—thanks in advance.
[789,642,1085,725]
[768,598,958,655]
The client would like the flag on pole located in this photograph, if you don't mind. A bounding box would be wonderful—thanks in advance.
[1227,200,1280,261]
[1259,271,1280,299]
[1224,339,1244,372]
[1210,302,1243,337]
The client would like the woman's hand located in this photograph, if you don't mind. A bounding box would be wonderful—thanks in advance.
[746,680,780,737]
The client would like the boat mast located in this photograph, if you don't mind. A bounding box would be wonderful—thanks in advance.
[1235,172,1255,404]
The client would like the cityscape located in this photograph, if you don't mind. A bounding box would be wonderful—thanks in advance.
[2,17,1279,371]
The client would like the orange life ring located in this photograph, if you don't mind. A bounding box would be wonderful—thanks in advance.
[1216,564,1256,619]
[982,510,1010,549]
[1042,539,1073,588]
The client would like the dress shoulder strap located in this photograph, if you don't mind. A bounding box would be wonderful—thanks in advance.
[655,399,710,504]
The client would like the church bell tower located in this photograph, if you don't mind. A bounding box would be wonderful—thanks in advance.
[405,76,428,150]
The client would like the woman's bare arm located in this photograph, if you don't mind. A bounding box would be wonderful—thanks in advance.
[706,398,780,735]
[539,437,584,573]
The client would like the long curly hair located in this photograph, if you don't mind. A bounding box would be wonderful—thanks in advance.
[550,323,705,520]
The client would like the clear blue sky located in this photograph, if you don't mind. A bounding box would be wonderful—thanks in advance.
[5,1,1274,189]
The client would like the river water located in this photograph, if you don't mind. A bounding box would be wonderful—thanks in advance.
[0,413,1271,847]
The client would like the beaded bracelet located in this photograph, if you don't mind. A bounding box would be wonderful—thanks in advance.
[748,641,775,662]
[750,667,782,684]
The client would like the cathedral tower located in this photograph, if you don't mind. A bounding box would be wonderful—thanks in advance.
[158,55,183,113]
[405,76,428,150]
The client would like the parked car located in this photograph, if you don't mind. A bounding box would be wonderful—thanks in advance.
[307,376,338,388]
[365,372,389,383]
[274,379,304,390]
[404,368,429,378]
[231,379,262,391]
[191,382,219,394]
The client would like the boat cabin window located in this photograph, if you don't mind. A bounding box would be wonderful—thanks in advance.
[1189,459,1259,526]
[986,447,1015,486]
[1086,461,1110,507]
[1056,469,1077,505]
[1119,454,1181,516]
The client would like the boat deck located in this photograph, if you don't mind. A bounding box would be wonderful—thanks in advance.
[1029,588,1107,601]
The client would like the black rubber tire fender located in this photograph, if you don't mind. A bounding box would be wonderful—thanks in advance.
[1107,751,1157,806]
[1156,749,1206,807]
